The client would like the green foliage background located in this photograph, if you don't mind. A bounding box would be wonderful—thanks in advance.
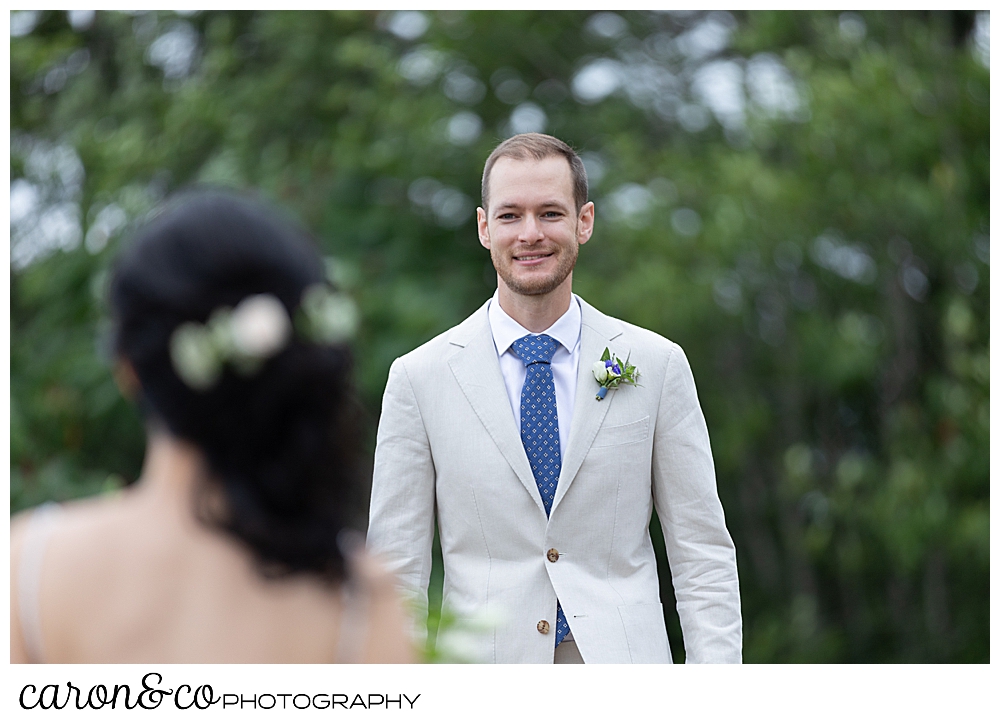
[10,10,989,663]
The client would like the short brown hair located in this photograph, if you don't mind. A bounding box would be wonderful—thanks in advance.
[481,133,589,213]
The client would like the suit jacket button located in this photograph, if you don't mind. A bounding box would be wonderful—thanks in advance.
[547,548,559,562]
[537,620,550,634]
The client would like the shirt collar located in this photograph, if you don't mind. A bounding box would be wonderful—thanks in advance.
[488,290,582,357]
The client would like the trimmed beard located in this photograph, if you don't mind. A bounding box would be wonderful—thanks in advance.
[491,241,579,296]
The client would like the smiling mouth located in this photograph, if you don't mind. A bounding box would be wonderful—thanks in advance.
[514,252,554,263]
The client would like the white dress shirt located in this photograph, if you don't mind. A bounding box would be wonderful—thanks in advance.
[487,291,582,462]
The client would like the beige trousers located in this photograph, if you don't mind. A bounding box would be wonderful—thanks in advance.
[553,639,585,664]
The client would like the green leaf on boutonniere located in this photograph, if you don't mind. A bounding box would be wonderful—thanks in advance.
[601,347,611,362]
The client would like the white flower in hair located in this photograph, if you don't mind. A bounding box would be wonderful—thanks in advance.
[169,286,358,391]
[170,322,223,391]
[229,294,292,359]
[299,285,358,343]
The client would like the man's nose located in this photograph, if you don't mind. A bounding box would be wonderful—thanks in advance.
[518,214,545,242]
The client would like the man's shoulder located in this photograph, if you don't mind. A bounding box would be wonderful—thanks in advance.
[580,298,681,357]
[620,318,680,354]
[392,301,489,373]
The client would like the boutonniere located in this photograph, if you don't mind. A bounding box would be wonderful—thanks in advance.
[592,348,639,400]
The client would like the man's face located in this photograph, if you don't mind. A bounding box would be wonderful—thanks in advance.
[477,155,594,299]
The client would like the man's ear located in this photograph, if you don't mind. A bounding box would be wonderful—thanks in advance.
[577,201,595,245]
[113,359,141,401]
[477,207,491,250]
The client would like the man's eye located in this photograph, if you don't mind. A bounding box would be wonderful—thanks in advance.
[542,211,562,218]
[498,213,517,220]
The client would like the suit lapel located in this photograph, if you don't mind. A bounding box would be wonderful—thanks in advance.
[447,303,546,515]
[553,299,624,512]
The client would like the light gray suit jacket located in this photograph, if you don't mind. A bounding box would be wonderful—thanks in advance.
[368,297,741,663]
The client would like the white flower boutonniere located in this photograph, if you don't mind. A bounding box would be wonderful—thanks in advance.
[592,347,639,400]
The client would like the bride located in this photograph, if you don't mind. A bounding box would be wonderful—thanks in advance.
[11,191,414,663]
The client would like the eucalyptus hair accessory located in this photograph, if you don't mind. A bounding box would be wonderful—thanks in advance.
[169,285,358,391]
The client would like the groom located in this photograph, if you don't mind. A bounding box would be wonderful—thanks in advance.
[368,133,741,663]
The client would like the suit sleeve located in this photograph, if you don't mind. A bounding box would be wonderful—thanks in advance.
[367,357,436,638]
[651,342,742,663]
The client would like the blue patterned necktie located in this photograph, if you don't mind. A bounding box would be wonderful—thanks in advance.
[511,333,570,648]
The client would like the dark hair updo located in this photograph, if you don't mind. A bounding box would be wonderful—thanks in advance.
[109,190,364,583]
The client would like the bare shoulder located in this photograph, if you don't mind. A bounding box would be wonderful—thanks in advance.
[21,494,137,593]
[41,494,131,550]
[10,508,34,558]
[9,501,95,663]
[9,500,85,566]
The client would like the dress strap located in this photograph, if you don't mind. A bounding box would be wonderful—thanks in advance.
[18,502,61,664]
